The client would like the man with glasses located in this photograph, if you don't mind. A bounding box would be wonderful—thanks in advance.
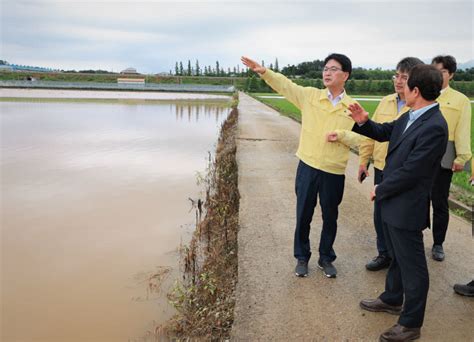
[241,54,359,278]
[430,55,471,262]
[358,57,423,271]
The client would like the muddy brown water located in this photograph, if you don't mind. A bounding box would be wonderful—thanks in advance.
[1,99,230,341]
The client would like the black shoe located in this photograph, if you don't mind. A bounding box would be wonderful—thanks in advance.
[366,255,391,271]
[379,323,420,341]
[454,280,474,297]
[317,260,337,278]
[432,244,445,261]
[360,298,402,315]
[295,260,308,277]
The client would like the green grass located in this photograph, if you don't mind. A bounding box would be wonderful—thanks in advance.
[457,102,474,192]
[252,92,278,96]
[452,171,472,192]
[251,93,474,193]
[253,96,301,121]
[358,101,379,118]
[252,94,379,121]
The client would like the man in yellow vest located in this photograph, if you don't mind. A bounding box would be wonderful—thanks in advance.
[241,54,359,278]
[430,55,472,261]
[359,57,424,271]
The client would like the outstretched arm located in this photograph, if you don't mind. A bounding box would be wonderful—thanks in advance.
[349,103,395,142]
[241,55,310,110]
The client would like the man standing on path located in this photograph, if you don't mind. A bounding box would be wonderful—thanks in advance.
[359,57,423,272]
[338,64,448,341]
[430,55,472,262]
[241,54,360,278]
[453,161,474,297]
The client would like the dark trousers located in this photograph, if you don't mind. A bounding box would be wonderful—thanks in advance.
[431,166,453,246]
[373,168,388,256]
[379,222,429,328]
[294,160,345,263]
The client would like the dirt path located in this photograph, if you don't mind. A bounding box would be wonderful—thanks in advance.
[232,92,473,341]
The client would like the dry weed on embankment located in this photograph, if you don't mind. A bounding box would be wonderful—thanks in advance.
[158,94,240,340]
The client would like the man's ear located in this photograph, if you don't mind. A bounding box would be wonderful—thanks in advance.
[448,73,454,81]
[413,86,420,97]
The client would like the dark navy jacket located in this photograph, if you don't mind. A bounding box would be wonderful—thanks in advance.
[353,104,448,231]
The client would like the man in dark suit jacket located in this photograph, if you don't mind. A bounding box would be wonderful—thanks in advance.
[333,64,448,341]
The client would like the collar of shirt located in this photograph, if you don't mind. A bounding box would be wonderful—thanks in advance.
[409,102,438,122]
[327,90,345,106]
[396,95,407,113]
[440,86,449,94]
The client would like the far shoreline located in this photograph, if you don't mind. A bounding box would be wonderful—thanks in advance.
[0,88,231,101]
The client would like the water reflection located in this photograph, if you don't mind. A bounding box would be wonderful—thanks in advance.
[172,102,227,123]
[1,99,230,342]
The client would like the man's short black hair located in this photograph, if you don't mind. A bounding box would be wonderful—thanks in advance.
[407,64,443,101]
[324,53,352,78]
[396,57,424,73]
[431,55,457,74]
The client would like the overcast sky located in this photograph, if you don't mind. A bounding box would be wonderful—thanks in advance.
[1,0,473,73]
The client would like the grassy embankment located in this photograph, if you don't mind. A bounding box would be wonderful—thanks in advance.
[251,93,474,204]
[158,93,240,340]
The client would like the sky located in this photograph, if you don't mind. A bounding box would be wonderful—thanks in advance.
[1,0,473,74]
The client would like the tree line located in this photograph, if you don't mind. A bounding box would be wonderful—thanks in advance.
[173,59,279,77]
[244,74,474,96]
[174,58,473,81]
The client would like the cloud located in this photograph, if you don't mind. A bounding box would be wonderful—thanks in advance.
[2,1,472,72]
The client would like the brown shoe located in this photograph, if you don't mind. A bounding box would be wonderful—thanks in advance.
[379,324,420,341]
[360,298,402,315]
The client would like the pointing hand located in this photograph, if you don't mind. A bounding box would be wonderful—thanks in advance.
[241,56,267,75]
[348,103,369,124]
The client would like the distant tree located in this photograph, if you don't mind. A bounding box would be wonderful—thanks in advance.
[175,62,179,76]
[216,61,220,76]
[187,60,191,76]
[246,75,259,92]
[269,63,273,70]
[346,79,356,92]
[274,58,279,72]
[0,60,8,65]
[179,61,184,76]
[195,60,200,76]
[261,60,265,67]
[246,67,252,77]
[281,64,297,77]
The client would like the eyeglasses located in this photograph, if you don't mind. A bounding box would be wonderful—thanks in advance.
[392,74,409,81]
[323,66,342,73]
